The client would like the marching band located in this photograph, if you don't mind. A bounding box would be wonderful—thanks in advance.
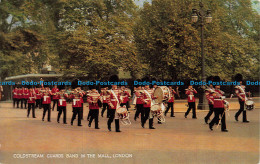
[9,74,255,133]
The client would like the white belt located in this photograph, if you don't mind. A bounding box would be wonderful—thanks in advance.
[111,99,116,101]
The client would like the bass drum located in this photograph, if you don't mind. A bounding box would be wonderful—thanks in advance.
[153,86,170,103]
[245,99,254,111]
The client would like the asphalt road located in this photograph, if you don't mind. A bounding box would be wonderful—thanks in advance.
[0,100,259,164]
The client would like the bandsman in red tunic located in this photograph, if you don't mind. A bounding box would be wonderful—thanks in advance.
[21,87,29,109]
[12,87,19,108]
[204,84,215,124]
[107,75,122,132]
[34,87,42,109]
[101,87,110,118]
[234,81,250,123]
[209,85,228,132]
[27,87,36,118]
[42,87,52,122]
[51,85,59,111]
[133,85,144,121]
[164,86,177,117]
[87,86,101,129]
[120,86,131,110]
[70,91,83,126]
[17,87,23,108]
[141,84,156,129]
[57,90,68,124]
[184,85,197,119]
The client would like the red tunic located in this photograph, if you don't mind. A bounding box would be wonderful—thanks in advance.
[17,89,22,99]
[12,89,18,99]
[213,89,225,108]
[186,90,197,102]
[42,92,52,104]
[168,89,177,103]
[107,89,121,110]
[23,88,29,99]
[35,89,42,99]
[58,94,68,107]
[135,91,143,105]
[52,88,59,100]
[71,95,82,107]
[235,85,246,102]
[142,89,155,108]
[87,91,100,109]
[27,92,36,104]
[120,91,130,104]
[101,90,109,103]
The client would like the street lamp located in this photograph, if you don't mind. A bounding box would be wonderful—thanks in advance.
[191,2,212,110]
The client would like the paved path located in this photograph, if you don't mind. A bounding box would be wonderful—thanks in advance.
[0,100,259,164]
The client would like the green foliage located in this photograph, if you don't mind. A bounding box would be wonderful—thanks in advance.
[0,0,259,81]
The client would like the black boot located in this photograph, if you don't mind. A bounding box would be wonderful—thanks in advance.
[107,120,111,131]
[242,111,249,122]
[149,118,155,129]
[115,119,121,132]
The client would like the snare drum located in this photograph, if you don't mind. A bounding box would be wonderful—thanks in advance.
[153,86,170,103]
[116,107,128,119]
[245,99,254,111]
[151,104,162,116]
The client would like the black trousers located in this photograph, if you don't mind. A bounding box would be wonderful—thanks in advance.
[71,107,82,125]
[165,102,174,116]
[205,104,214,121]
[185,102,196,118]
[141,107,150,125]
[21,98,27,108]
[101,103,109,117]
[134,104,143,119]
[27,103,35,117]
[235,101,247,122]
[52,99,58,111]
[13,98,17,108]
[16,99,21,108]
[108,109,116,124]
[89,109,99,128]
[42,104,51,121]
[35,99,42,109]
[57,106,67,123]
[81,103,84,120]
[209,108,226,131]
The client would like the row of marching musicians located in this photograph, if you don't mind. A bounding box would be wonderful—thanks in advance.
[12,79,254,133]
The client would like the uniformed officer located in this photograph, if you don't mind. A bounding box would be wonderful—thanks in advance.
[234,81,250,123]
[107,75,121,132]
[141,81,156,129]
[27,87,36,118]
[71,91,83,126]
[57,90,68,124]
[101,87,110,118]
[12,87,18,108]
[209,85,228,132]
[204,84,215,124]
[52,85,59,111]
[184,85,197,119]
[164,86,177,117]
[87,86,101,129]
[133,85,143,121]
[42,87,52,122]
